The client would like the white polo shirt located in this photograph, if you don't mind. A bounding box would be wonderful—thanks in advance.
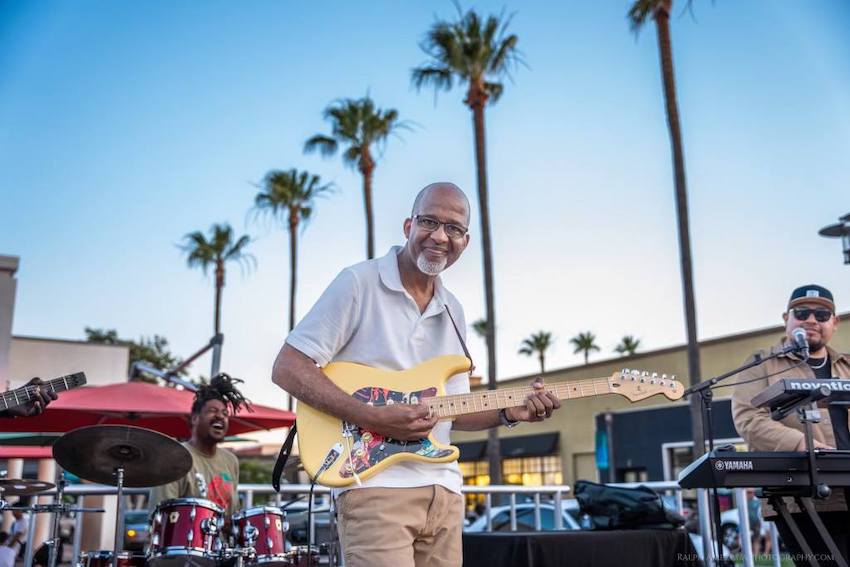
[286,246,470,494]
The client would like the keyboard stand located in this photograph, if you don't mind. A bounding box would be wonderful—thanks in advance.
[765,491,847,567]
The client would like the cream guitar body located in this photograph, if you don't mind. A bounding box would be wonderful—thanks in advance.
[296,355,682,488]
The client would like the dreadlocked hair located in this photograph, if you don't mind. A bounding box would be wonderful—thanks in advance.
[191,373,252,415]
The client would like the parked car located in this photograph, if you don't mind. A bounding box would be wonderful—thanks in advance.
[286,506,332,546]
[124,509,151,551]
[464,503,581,532]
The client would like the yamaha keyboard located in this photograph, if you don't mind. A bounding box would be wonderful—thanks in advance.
[678,449,850,489]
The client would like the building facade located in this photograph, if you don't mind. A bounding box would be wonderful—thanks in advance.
[452,314,850,490]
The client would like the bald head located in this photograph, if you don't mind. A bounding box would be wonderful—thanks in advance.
[411,182,471,225]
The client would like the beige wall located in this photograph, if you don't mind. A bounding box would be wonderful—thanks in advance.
[0,255,19,388]
[452,313,850,487]
[8,336,130,388]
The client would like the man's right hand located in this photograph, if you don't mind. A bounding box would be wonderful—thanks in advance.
[362,402,438,441]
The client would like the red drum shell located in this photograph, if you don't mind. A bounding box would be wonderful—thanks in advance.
[232,506,288,564]
[149,497,223,566]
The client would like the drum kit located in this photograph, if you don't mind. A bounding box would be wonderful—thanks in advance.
[1,425,327,567]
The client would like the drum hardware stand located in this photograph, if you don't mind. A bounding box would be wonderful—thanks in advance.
[112,467,126,567]
[46,477,65,567]
[229,524,257,567]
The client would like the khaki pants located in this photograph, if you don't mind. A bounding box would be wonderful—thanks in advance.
[337,485,463,567]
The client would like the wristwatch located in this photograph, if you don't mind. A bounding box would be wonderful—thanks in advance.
[499,408,519,428]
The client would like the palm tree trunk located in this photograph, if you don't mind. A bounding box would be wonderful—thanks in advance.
[214,261,224,335]
[288,217,298,332]
[469,88,502,486]
[654,3,705,455]
[584,350,589,365]
[288,216,299,412]
[538,353,545,375]
[362,162,376,260]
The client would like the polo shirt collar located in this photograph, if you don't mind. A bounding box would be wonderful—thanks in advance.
[379,246,448,311]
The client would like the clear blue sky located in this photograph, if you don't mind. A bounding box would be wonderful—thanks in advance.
[2,1,849,407]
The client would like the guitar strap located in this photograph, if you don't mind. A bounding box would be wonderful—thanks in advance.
[271,306,473,491]
[271,422,297,492]
[444,305,475,376]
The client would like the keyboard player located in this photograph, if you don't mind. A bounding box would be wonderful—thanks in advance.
[732,284,849,566]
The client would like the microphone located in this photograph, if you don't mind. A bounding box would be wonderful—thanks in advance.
[792,327,809,359]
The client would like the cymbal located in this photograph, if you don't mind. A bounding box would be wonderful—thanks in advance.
[0,479,55,495]
[53,425,192,488]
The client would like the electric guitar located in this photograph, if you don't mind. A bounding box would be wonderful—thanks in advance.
[0,372,87,413]
[296,355,683,487]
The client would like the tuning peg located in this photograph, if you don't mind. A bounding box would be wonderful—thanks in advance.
[661,374,668,380]
[671,375,677,381]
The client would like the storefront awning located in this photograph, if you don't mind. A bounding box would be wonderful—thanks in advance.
[456,432,560,462]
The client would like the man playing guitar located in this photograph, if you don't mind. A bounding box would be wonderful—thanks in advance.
[273,182,561,567]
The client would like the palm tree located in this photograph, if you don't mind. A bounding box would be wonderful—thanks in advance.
[614,335,641,356]
[629,0,704,453]
[253,169,333,332]
[181,223,254,336]
[412,5,521,487]
[518,331,554,374]
[304,96,409,260]
[570,332,600,365]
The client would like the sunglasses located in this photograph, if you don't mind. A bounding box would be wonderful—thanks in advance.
[791,307,833,323]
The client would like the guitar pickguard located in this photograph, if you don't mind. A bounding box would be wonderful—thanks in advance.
[338,386,453,479]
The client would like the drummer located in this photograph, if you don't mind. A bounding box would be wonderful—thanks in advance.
[149,374,250,521]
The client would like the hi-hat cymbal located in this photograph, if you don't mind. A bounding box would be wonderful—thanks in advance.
[0,479,55,496]
[53,425,192,488]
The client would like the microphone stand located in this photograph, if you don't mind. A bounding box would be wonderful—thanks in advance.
[683,341,804,566]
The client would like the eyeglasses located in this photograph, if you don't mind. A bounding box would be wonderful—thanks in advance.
[413,215,468,239]
[791,307,833,323]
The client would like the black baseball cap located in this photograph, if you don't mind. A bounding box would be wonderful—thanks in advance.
[788,284,835,312]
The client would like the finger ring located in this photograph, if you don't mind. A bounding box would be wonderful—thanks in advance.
[537,411,546,418]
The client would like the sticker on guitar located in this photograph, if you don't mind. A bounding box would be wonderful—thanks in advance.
[339,386,454,478]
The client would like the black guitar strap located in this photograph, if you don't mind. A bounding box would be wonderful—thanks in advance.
[444,305,475,376]
[271,422,297,492]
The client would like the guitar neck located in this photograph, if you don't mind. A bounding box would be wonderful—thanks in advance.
[1,373,82,411]
[426,377,613,419]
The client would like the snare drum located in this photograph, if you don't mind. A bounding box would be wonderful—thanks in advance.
[232,506,289,565]
[149,497,224,567]
[77,550,146,567]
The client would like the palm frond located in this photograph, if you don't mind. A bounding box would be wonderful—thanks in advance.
[411,66,454,93]
[304,134,339,157]
[413,6,521,106]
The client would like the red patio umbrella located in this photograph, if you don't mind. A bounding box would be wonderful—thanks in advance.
[0,381,295,437]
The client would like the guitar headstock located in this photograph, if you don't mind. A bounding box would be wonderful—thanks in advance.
[65,372,87,389]
[608,369,684,401]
